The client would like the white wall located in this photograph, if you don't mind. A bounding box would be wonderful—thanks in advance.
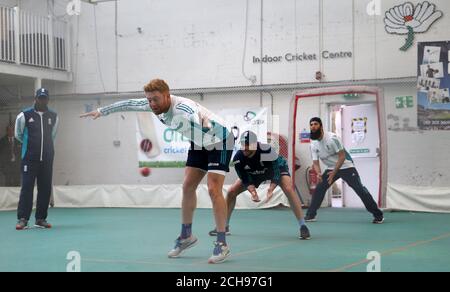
[47,0,450,95]
[0,0,16,7]
[0,0,69,16]
[2,0,449,95]
[383,83,450,188]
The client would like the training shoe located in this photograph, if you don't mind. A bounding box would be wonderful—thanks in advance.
[208,226,231,236]
[168,236,198,258]
[304,214,317,222]
[208,241,230,264]
[34,219,52,229]
[372,217,385,224]
[299,225,311,240]
[16,218,28,230]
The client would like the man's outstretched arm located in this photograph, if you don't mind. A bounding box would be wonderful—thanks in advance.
[80,98,151,119]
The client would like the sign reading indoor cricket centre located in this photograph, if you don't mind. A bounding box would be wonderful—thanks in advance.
[252,51,352,63]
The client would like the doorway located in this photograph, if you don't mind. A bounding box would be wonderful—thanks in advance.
[329,103,380,208]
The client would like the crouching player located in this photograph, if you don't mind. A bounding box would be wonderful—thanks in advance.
[209,131,311,240]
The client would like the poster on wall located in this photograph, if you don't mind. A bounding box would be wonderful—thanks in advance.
[136,108,268,168]
[418,41,450,130]
[351,117,367,145]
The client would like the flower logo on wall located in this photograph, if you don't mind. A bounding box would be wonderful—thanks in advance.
[384,1,443,51]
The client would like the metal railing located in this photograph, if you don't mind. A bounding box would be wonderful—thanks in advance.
[0,5,68,71]
[53,19,67,70]
[0,6,15,63]
[19,10,50,67]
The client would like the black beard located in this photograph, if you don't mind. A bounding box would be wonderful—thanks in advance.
[310,130,321,140]
[35,104,48,112]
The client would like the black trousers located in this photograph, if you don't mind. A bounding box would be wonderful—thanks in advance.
[307,167,383,218]
[17,159,53,221]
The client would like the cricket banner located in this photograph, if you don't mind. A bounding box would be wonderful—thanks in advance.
[137,108,268,167]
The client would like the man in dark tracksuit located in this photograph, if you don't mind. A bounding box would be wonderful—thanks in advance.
[209,131,311,240]
[15,88,59,230]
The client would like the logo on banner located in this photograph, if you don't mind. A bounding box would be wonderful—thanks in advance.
[244,111,265,125]
[243,111,257,122]
[384,2,443,51]
[137,108,268,168]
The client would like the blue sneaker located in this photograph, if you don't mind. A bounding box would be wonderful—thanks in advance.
[168,236,198,258]
[208,242,230,264]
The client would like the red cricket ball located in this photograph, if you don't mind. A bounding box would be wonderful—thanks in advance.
[140,167,151,177]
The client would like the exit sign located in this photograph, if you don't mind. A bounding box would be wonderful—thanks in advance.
[344,93,360,98]
[395,96,414,109]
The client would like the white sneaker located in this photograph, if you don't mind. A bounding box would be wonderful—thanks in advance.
[208,242,230,264]
[168,235,198,258]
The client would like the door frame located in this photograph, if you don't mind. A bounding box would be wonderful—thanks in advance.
[289,86,387,208]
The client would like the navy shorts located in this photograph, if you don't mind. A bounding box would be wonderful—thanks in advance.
[186,140,234,173]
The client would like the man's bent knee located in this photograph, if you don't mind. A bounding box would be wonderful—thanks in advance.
[183,183,197,193]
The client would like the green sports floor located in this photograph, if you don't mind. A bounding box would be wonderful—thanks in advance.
[1,207,450,272]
